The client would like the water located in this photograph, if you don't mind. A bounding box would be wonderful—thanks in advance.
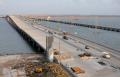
[37,20,120,52]
[76,17,120,28]
[54,17,120,28]
[0,18,34,55]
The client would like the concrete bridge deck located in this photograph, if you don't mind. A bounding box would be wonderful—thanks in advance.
[7,16,120,77]
[7,16,47,52]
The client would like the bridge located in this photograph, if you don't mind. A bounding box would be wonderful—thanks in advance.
[36,18,120,32]
[6,16,120,77]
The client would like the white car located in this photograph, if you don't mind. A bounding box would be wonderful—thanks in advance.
[102,52,111,59]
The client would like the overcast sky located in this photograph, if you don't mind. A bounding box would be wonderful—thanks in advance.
[0,0,120,15]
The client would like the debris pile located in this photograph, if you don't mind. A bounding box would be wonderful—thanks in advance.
[53,49,60,55]
[25,62,71,77]
[46,63,71,77]
[71,67,85,74]
[1,54,71,77]
[54,52,73,62]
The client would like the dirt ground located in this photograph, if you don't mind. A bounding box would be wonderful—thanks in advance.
[0,54,70,77]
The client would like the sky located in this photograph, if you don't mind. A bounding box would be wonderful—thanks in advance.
[0,0,120,15]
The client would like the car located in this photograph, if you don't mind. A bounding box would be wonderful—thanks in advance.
[102,52,111,59]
